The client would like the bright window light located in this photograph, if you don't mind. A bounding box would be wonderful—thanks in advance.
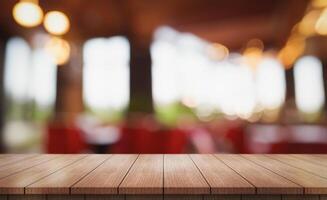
[256,58,286,109]
[83,36,130,111]
[29,49,57,107]
[151,40,180,106]
[294,56,325,113]
[152,27,258,119]
[152,26,286,120]
[5,37,57,110]
[4,37,31,102]
[151,27,209,107]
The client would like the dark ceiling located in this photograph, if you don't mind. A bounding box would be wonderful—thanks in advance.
[0,0,308,50]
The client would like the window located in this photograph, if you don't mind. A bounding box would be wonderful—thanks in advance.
[152,27,287,123]
[256,58,286,110]
[4,37,31,104]
[294,56,325,114]
[3,37,57,152]
[83,36,130,119]
[4,37,57,120]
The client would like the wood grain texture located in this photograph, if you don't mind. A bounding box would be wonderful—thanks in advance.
[321,195,327,200]
[0,155,36,168]
[281,195,319,200]
[72,154,137,195]
[164,195,202,200]
[125,195,163,200]
[0,155,85,194]
[290,154,327,167]
[203,195,241,200]
[0,154,327,198]
[164,155,210,195]
[120,155,163,195]
[86,195,125,200]
[243,155,327,194]
[46,195,84,200]
[0,155,57,179]
[26,155,109,194]
[215,155,302,195]
[241,195,281,200]
[268,155,327,179]
[190,154,254,194]
[7,195,45,200]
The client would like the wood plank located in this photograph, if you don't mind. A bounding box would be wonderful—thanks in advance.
[281,195,319,200]
[321,195,327,200]
[190,154,255,194]
[125,195,162,200]
[85,195,125,200]
[0,155,36,168]
[290,155,327,167]
[241,195,281,200]
[120,155,163,195]
[164,154,210,195]
[7,195,45,200]
[282,195,319,200]
[0,155,58,179]
[47,195,84,200]
[215,155,302,195]
[243,155,327,194]
[72,154,137,195]
[203,195,241,200]
[26,155,110,194]
[164,195,202,200]
[0,155,86,194]
[268,155,327,179]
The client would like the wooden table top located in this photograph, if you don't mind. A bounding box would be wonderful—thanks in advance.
[0,154,327,197]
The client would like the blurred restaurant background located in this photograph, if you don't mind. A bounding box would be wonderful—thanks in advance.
[0,0,327,154]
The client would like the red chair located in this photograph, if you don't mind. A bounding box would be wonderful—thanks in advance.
[112,127,187,154]
[46,122,87,153]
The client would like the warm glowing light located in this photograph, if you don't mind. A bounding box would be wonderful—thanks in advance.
[312,0,327,8]
[13,1,43,27]
[45,37,70,65]
[44,11,70,35]
[243,47,263,69]
[278,34,306,68]
[298,10,321,36]
[315,8,327,35]
[207,43,229,60]
[246,39,264,50]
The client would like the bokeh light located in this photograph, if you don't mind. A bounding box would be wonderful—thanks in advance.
[44,11,70,35]
[13,1,43,28]
[315,8,327,35]
[243,47,263,70]
[278,34,306,68]
[294,56,325,114]
[207,43,229,61]
[312,0,327,8]
[45,36,71,65]
[256,58,286,110]
[298,10,321,36]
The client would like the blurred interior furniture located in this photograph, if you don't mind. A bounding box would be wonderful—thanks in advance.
[46,122,87,153]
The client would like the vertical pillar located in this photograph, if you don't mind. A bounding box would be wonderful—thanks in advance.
[318,56,327,116]
[128,37,154,113]
[54,41,84,124]
[0,38,7,152]
[285,68,295,102]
